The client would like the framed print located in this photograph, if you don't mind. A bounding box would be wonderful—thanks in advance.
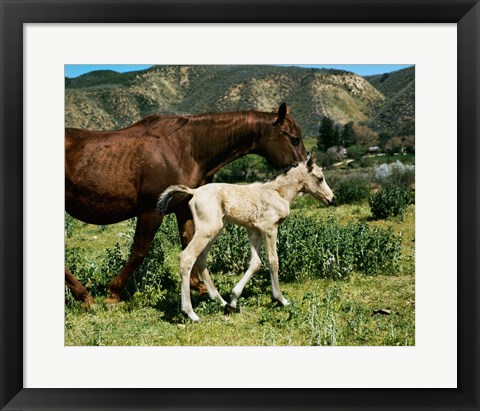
[1,0,479,410]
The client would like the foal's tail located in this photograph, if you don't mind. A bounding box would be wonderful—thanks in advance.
[157,185,196,214]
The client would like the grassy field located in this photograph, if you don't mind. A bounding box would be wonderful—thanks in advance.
[65,196,415,346]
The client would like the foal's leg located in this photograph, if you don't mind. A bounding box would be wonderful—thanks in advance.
[180,210,224,321]
[226,228,263,313]
[195,236,228,308]
[179,227,222,322]
[264,226,289,306]
[175,205,208,295]
[105,210,163,304]
[65,267,95,309]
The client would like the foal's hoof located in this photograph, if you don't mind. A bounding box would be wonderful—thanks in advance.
[187,313,200,322]
[224,304,236,315]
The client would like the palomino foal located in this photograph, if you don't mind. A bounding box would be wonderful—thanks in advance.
[157,155,334,322]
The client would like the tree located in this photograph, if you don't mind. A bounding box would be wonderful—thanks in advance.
[352,124,380,147]
[378,132,392,149]
[402,135,415,153]
[333,125,341,148]
[317,116,336,151]
[347,145,367,160]
[341,121,355,147]
[384,137,403,154]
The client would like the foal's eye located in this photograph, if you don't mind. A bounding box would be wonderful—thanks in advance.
[317,176,324,182]
[290,136,300,146]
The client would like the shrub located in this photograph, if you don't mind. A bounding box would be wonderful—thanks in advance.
[334,178,370,205]
[65,213,79,238]
[369,185,411,219]
[214,155,275,183]
[208,215,402,281]
[65,215,181,307]
[66,214,403,306]
[374,161,415,189]
[316,151,336,168]
[346,145,367,160]
[209,222,251,273]
[277,216,401,279]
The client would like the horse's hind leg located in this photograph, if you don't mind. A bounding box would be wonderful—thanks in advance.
[105,210,163,304]
[175,205,208,295]
[65,267,95,309]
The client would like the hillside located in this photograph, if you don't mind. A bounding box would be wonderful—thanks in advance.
[365,66,415,137]
[65,65,413,138]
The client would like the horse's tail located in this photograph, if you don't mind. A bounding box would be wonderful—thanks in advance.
[157,185,196,214]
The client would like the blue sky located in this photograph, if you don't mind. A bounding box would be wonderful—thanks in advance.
[65,64,413,79]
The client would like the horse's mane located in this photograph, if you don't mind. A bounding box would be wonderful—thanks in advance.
[137,110,276,140]
[137,114,190,138]
[191,111,279,160]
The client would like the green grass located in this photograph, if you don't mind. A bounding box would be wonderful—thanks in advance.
[65,198,414,346]
[65,273,414,346]
[302,137,317,152]
[364,153,415,166]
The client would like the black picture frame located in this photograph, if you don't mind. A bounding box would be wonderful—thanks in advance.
[1,1,479,410]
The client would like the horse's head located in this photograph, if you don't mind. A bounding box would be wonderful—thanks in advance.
[301,154,335,206]
[254,103,308,168]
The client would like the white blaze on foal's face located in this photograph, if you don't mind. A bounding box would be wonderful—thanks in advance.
[303,164,334,206]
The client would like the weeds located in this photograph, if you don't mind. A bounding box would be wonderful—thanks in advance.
[65,201,414,346]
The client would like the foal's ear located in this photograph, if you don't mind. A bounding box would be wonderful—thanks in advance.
[273,102,289,126]
[307,152,316,170]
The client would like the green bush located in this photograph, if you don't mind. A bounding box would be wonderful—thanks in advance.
[369,185,411,220]
[374,161,415,189]
[214,155,275,183]
[66,214,403,306]
[334,178,370,205]
[209,222,251,274]
[209,215,402,281]
[65,216,180,307]
[346,145,367,160]
[276,216,401,279]
[315,151,336,168]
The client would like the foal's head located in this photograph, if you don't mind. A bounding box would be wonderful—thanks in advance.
[300,155,335,206]
[253,103,308,168]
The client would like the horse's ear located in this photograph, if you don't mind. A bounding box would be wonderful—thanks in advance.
[273,102,288,126]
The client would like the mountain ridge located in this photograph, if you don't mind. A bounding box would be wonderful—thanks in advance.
[65,65,414,138]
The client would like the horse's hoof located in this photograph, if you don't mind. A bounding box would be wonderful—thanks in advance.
[224,304,236,315]
[82,296,97,310]
[193,284,209,296]
[83,300,97,311]
[103,296,120,306]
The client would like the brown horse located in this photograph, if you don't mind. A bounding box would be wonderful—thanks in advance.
[65,103,308,307]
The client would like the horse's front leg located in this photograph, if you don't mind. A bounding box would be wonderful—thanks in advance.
[175,205,208,295]
[65,267,96,309]
[105,210,163,304]
[264,226,289,307]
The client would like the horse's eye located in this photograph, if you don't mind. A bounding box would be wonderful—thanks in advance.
[290,136,300,146]
[317,176,324,182]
